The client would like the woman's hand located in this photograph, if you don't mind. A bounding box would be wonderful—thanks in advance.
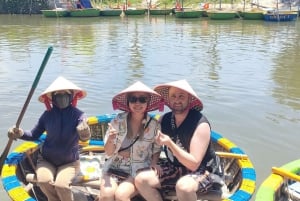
[107,123,117,144]
[151,164,163,177]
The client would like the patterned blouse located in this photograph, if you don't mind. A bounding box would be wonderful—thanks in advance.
[103,112,161,177]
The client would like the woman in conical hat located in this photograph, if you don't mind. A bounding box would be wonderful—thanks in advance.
[39,76,87,110]
[100,81,163,201]
[8,76,91,201]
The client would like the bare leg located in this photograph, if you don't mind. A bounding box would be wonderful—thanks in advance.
[176,175,198,201]
[115,177,137,201]
[100,173,119,201]
[135,169,163,201]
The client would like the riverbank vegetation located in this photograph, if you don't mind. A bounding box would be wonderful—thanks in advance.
[0,0,245,14]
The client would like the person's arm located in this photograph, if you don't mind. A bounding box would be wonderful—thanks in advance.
[151,121,162,166]
[21,113,47,141]
[157,122,211,171]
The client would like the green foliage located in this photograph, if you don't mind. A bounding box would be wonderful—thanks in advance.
[0,0,49,14]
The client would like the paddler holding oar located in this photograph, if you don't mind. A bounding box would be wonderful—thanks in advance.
[7,76,91,201]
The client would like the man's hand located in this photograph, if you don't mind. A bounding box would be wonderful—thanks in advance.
[155,130,171,146]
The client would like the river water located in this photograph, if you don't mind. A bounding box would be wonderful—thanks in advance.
[0,14,300,200]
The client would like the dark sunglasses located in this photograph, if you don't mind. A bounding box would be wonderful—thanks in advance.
[128,96,148,104]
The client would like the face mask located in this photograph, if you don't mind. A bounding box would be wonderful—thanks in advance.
[52,93,72,109]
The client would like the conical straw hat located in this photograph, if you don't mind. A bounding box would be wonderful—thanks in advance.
[154,79,203,111]
[112,81,164,112]
[38,76,87,103]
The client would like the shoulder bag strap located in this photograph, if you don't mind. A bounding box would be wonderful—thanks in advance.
[118,116,153,153]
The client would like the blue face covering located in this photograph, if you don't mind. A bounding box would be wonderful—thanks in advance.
[52,93,72,109]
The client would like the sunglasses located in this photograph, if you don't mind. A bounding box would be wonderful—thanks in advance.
[128,96,148,104]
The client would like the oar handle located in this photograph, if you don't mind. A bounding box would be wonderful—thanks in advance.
[215,151,248,159]
[272,167,300,182]
[15,46,53,128]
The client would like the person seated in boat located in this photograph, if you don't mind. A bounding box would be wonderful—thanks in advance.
[100,81,164,201]
[134,79,224,201]
[76,0,84,9]
[8,76,91,201]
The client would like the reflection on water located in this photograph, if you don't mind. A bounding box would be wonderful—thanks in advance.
[0,14,300,200]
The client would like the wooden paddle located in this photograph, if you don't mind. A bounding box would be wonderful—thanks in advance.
[0,46,53,173]
[272,167,300,182]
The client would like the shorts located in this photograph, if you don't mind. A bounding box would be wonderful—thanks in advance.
[159,159,224,194]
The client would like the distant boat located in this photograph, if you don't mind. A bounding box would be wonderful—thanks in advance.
[100,8,123,16]
[263,10,298,21]
[69,0,100,17]
[149,8,172,15]
[206,0,237,20]
[240,8,264,20]
[41,8,70,17]
[207,10,237,20]
[124,8,146,15]
[173,0,203,18]
[122,0,146,16]
[69,8,100,17]
[260,0,298,22]
[175,9,203,18]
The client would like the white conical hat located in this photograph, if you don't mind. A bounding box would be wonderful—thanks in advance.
[38,76,87,103]
[112,81,164,112]
[154,79,203,111]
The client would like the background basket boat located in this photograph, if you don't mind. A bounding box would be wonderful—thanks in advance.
[255,159,300,201]
[124,8,146,15]
[100,8,123,16]
[175,9,204,18]
[41,9,70,17]
[263,10,298,21]
[69,8,100,17]
[207,9,237,20]
[1,114,256,201]
[149,8,173,15]
[239,8,264,20]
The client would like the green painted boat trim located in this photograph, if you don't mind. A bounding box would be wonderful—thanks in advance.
[100,9,122,16]
[149,9,172,15]
[69,8,100,17]
[175,10,203,18]
[41,9,70,17]
[207,11,236,20]
[124,9,146,15]
[242,11,264,20]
